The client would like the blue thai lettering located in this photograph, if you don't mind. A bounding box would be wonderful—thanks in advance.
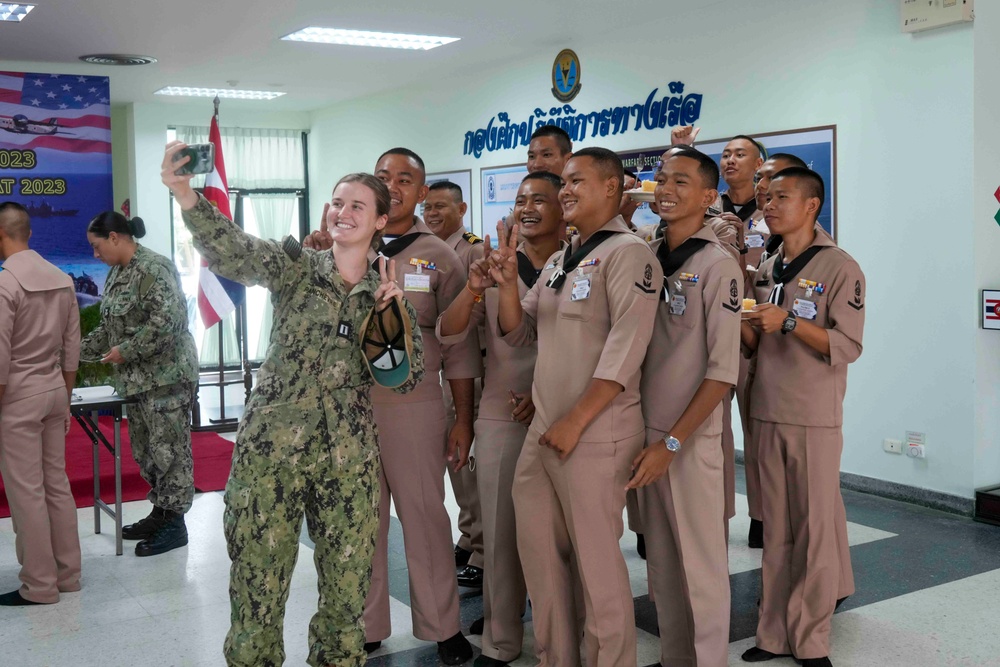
[681,94,703,125]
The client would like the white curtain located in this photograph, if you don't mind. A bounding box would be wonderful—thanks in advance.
[174,126,305,189]
[247,195,297,359]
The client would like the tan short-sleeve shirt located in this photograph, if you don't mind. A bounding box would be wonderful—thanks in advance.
[372,218,482,405]
[501,216,661,443]
[641,225,742,436]
[750,233,865,427]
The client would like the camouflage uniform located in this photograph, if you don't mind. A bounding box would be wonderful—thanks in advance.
[181,195,424,667]
[80,244,198,514]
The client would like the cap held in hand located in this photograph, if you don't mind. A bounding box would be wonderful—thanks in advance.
[360,296,414,388]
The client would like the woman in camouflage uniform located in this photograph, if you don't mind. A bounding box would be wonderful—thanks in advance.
[81,211,199,558]
[161,141,424,667]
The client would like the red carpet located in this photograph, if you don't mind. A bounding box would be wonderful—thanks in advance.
[0,417,234,519]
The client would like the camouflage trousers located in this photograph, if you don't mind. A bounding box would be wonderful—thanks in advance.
[223,401,380,667]
[128,381,195,513]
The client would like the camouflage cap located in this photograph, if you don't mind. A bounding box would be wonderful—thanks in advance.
[360,296,414,388]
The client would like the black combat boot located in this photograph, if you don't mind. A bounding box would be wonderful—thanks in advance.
[121,506,165,540]
[135,509,188,557]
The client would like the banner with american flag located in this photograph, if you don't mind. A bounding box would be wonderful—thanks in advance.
[197,114,245,328]
[0,70,113,306]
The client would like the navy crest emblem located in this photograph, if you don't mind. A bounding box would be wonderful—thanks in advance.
[551,49,582,103]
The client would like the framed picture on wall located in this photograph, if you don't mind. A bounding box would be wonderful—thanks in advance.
[425,169,475,235]
[619,125,838,239]
[480,162,528,244]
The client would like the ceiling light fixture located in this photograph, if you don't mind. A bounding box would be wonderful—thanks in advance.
[80,54,158,66]
[281,27,460,50]
[154,87,285,100]
[0,3,34,21]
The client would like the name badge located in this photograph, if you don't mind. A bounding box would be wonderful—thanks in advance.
[793,298,818,320]
[404,273,431,293]
[746,233,765,248]
[670,293,687,315]
[570,276,591,301]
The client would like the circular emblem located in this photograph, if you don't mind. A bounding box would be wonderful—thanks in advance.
[730,279,739,299]
[487,175,497,202]
[551,49,582,103]
[994,303,1000,318]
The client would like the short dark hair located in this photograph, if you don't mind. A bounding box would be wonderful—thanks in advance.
[623,168,637,180]
[772,166,825,214]
[88,211,146,239]
[0,201,30,241]
[521,171,563,192]
[767,153,807,169]
[376,147,426,176]
[530,125,572,155]
[572,147,625,196]
[730,134,766,161]
[427,180,464,203]
[662,146,720,190]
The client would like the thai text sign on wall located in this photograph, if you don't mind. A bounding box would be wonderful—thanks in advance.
[463,82,703,159]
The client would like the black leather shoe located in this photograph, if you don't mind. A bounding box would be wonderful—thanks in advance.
[835,595,849,611]
[122,506,165,541]
[473,655,510,666]
[457,565,484,588]
[741,646,792,662]
[437,631,473,665]
[748,519,764,549]
[469,616,485,635]
[455,545,472,567]
[636,533,646,560]
[0,590,45,606]
[801,658,833,667]
[363,641,381,654]
[135,510,188,557]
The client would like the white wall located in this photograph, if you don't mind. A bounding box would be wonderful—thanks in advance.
[123,102,311,258]
[972,3,1000,491]
[310,0,983,498]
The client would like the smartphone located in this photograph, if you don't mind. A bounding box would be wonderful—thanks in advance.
[173,143,215,176]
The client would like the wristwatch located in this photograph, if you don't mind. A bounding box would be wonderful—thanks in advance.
[781,310,797,335]
[665,435,682,453]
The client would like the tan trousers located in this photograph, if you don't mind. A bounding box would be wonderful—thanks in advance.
[752,420,854,659]
[364,399,461,642]
[476,418,528,661]
[444,378,484,568]
[721,393,736,522]
[513,426,643,667]
[639,429,730,667]
[737,357,762,521]
[0,389,81,603]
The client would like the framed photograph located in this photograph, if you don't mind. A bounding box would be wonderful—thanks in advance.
[983,290,1000,330]
[425,169,474,235]
[480,162,528,244]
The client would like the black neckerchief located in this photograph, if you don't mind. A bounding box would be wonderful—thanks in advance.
[764,234,783,257]
[546,230,617,290]
[656,236,710,299]
[516,251,543,288]
[768,245,826,306]
[722,192,757,223]
[372,233,421,270]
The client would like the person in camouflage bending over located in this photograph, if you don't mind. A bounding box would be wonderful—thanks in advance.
[81,210,199,558]
[161,141,424,667]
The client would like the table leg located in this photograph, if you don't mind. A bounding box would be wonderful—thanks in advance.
[114,409,123,556]
[92,410,100,536]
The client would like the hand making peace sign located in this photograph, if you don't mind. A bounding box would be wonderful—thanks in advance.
[372,256,402,305]
[487,220,519,287]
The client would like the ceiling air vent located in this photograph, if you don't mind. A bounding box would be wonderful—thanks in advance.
[79,54,158,66]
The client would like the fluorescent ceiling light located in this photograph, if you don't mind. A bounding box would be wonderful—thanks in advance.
[0,3,34,21]
[154,87,285,100]
[282,27,460,50]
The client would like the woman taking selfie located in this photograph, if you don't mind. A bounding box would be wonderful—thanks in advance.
[161,141,424,667]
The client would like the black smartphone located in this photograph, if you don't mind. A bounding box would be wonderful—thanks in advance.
[173,143,215,176]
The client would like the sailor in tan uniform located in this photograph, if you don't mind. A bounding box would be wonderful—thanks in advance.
[0,202,82,606]
[424,180,487,585]
[438,171,566,666]
[306,149,479,664]
[491,148,661,667]
[628,148,741,667]
[741,168,863,667]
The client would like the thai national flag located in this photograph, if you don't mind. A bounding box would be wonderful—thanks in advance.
[986,299,1000,322]
[197,115,245,328]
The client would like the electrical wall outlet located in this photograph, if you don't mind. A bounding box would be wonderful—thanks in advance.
[884,438,903,455]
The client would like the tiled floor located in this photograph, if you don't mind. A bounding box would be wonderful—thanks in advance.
[2,459,999,666]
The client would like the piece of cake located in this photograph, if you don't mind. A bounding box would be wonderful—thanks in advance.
[641,180,656,192]
[743,298,756,311]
